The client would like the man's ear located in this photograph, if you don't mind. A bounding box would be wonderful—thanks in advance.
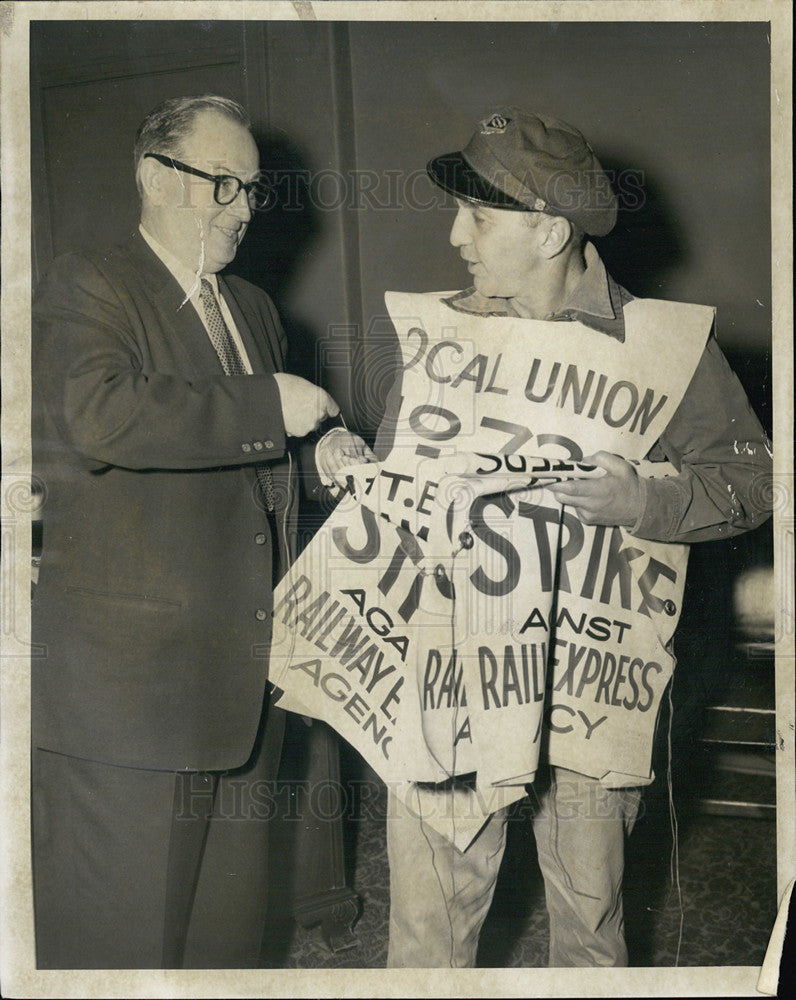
[139,156,167,206]
[538,216,573,259]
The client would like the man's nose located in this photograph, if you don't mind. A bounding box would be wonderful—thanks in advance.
[228,186,253,222]
[449,206,470,248]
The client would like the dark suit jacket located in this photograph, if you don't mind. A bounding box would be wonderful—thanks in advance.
[32,232,296,771]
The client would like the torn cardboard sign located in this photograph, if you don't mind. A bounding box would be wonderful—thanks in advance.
[269,290,713,845]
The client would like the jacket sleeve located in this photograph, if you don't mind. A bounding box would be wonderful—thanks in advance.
[631,334,773,543]
[34,253,287,472]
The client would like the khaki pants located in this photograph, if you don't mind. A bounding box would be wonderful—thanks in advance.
[386,767,641,968]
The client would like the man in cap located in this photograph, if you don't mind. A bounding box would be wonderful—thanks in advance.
[380,108,772,967]
[31,94,372,969]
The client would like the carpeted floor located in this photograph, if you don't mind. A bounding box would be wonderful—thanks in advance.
[263,751,778,970]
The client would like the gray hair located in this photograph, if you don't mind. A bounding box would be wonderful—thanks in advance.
[133,95,251,195]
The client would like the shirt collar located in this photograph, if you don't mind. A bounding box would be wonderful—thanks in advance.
[139,224,219,305]
[443,241,631,341]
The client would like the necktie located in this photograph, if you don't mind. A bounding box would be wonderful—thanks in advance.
[200,278,275,512]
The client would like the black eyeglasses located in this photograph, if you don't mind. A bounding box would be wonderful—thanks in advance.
[144,153,274,210]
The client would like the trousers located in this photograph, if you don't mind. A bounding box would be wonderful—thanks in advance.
[386,766,641,968]
[32,700,285,969]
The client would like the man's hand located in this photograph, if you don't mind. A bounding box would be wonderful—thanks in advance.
[273,373,340,437]
[547,451,642,527]
[315,427,378,487]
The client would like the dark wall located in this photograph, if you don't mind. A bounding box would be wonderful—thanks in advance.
[31,18,772,435]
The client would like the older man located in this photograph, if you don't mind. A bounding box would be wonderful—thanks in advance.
[380,108,772,968]
[31,94,370,969]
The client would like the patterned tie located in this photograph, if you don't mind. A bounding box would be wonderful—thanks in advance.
[200,278,275,512]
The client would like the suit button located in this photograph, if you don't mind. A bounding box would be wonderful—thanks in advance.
[253,441,264,451]
[255,533,266,545]
[263,440,274,450]
[255,608,268,621]
[241,443,252,453]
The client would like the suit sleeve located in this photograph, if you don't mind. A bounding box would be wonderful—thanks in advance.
[34,253,287,472]
[631,334,773,543]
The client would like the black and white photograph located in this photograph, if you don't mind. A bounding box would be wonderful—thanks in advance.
[1,3,793,997]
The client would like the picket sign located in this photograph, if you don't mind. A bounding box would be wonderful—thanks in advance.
[270,291,714,848]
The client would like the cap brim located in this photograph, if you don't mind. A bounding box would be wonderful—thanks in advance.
[427,151,529,210]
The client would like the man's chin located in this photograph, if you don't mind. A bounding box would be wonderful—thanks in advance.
[205,248,237,273]
[472,276,499,297]
[472,280,504,300]
[207,233,242,267]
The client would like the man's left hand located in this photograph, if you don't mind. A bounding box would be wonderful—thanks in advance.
[547,451,642,527]
[315,427,378,488]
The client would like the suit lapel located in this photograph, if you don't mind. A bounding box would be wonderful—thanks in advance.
[157,285,225,376]
[124,234,291,511]
[124,233,225,377]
